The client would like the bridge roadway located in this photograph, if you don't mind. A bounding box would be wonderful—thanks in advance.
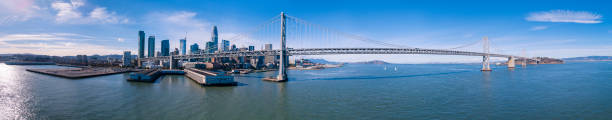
[142,48,520,61]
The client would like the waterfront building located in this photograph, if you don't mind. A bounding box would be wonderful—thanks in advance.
[190,43,200,55]
[147,35,155,57]
[222,40,230,51]
[138,31,145,58]
[180,38,187,55]
[161,40,170,56]
[248,46,255,51]
[122,51,131,67]
[76,55,88,65]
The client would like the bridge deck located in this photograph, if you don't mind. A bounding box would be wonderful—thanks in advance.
[142,48,520,60]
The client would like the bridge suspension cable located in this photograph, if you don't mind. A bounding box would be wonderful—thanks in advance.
[285,15,415,48]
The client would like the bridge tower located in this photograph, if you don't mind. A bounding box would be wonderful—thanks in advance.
[481,37,492,71]
[276,12,288,81]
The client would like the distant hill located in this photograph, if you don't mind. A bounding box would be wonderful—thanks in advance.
[352,60,390,64]
[307,59,340,64]
[563,56,612,61]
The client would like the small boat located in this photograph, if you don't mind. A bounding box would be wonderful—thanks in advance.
[394,66,398,71]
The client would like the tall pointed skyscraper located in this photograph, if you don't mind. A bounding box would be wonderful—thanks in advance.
[206,26,219,53]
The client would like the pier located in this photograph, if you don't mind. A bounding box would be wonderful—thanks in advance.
[127,69,185,82]
[184,68,236,86]
[27,68,133,79]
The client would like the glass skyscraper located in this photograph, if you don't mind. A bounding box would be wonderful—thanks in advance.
[190,43,199,55]
[147,36,155,57]
[138,31,145,58]
[161,40,169,56]
[208,26,218,53]
[222,40,230,51]
[180,38,186,55]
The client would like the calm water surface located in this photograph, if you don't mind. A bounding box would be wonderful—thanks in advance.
[1,62,611,119]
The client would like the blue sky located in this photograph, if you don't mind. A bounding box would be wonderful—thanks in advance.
[1,0,611,63]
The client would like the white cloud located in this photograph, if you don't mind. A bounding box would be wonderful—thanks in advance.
[0,0,44,24]
[89,7,128,24]
[0,33,125,56]
[51,1,82,22]
[117,37,124,42]
[530,26,548,31]
[51,0,127,24]
[0,42,124,56]
[0,33,93,41]
[526,10,602,24]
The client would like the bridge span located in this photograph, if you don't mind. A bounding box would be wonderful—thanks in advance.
[144,48,521,60]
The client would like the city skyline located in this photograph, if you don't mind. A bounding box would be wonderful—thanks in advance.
[1,0,611,63]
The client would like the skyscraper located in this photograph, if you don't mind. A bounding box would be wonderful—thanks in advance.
[138,31,145,58]
[122,51,131,67]
[147,35,155,57]
[265,44,272,50]
[180,38,186,55]
[161,40,170,56]
[248,46,255,51]
[222,40,230,51]
[190,43,199,55]
[209,26,218,53]
[206,41,215,53]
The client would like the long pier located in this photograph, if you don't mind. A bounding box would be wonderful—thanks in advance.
[127,69,185,82]
[27,68,133,79]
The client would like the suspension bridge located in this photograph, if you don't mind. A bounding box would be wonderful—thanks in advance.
[142,12,529,82]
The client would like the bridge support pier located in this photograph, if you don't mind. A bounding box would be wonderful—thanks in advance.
[481,55,491,71]
[264,12,288,82]
[481,37,491,71]
[507,56,515,68]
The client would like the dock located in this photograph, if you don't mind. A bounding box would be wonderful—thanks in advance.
[27,68,133,79]
[127,69,185,82]
[184,68,236,86]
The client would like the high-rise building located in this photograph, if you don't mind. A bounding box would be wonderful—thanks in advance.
[180,38,186,55]
[205,41,215,53]
[161,40,170,56]
[138,31,145,58]
[122,51,131,67]
[190,43,199,55]
[147,36,155,57]
[265,44,272,50]
[248,46,255,51]
[172,48,180,55]
[209,26,218,53]
[222,40,230,51]
[264,44,275,64]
